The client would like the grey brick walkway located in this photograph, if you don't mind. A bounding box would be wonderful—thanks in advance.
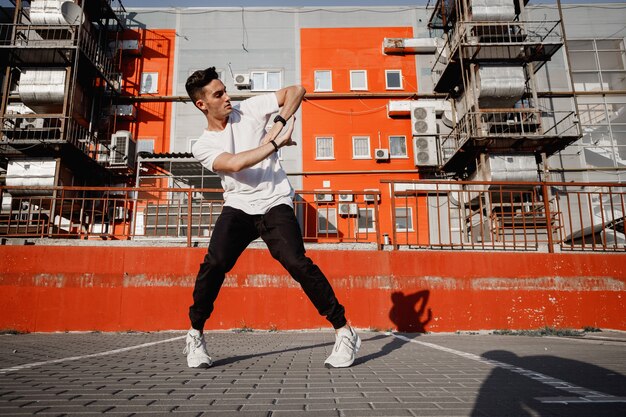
[1,331,625,416]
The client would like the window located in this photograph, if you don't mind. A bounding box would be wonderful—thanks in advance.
[316,137,334,159]
[569,38,626,92]
[314,70,332,92]
[577,95,626,162]
[395,207,413,231]
[389,136,407,157]
[318,208,337,234]
[188,137,198,153]
[136,139,155,155]
[357,208,375,233]
[251,70,282,91]
[140,72,158,94]
[385,70,403,90]
[352,136,370,159]
[350,70,368,91]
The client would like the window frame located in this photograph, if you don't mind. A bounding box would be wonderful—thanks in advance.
[385,69,403,90]
[394,206,414,232]
[314,70,333,92]
[389,135,408,158]
[136,138,155,155]
[352,136,371,159]
[250,70,282,92]
[315,136,335,160]
[140,72,159,94]
[317,208,338,234]
[569,38,626,92]
[356,207,375,233]
[349,70,368,91]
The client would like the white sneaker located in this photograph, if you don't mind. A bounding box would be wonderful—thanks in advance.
[183,329,212,368]
[324,326,361,368]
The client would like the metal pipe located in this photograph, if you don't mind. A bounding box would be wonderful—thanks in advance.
[287,170,420,176]
[556,0,583,141]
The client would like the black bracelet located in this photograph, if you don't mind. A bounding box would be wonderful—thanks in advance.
[273,114,287,126]
[269,140,279,153]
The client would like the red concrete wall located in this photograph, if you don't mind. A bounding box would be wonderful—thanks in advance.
[1,246,624,333]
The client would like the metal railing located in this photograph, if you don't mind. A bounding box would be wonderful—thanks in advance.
[439,108,580,164]
[0,23,118,83]
[1,115,102,158]
[432,20,563,80]
[383,180,625,252]
[1,183,623,252]
[0,186,382,247]
[295,190,382,246]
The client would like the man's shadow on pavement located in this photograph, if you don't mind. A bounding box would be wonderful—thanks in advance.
[355,289,432,365]
[471,349,626,417]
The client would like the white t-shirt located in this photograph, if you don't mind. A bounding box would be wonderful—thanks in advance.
[192,93,294,215]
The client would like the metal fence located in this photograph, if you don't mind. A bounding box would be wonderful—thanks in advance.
[383,180,625,252]
[0,182,624,252]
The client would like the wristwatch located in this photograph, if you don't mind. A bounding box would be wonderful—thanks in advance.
[273,114,287,126]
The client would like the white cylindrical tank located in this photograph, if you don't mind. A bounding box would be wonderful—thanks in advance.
[470,0,516,22]
[30,0,83,25]
[6,159,58,195]
[18,69,66,114]
[478,65,526,108]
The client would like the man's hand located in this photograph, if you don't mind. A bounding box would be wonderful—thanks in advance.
[262,116,297,149]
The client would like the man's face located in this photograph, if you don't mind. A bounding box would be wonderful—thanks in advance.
[195,79,232,119]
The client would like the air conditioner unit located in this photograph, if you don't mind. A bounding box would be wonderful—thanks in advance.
[413,136,439,166]
[411,103,437,136]
[338,203,358,216]
[109,130,137,168]
[19,117,44,129]
[363,189,380,202]
[110,104,136,119]
[314,190,333,202]
[120,39,142,55]
[338,192,354,202]
[374,148,389,160]
[233,73,251,87]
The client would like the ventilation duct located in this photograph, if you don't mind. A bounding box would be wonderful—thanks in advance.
[383,38,437,54]
[478,65,525,109]
[30,0,84,25]
[470,0,516,22]
[470,154,538,183]
[5,159,58,196]
[18,69,66,114]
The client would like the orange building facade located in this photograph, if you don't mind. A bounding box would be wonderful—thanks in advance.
[300,27,426,244]
[118,28,176,156]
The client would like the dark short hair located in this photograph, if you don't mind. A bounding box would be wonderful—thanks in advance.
[185,67,220,102]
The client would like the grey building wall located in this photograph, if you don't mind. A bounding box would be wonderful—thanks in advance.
[126,6,424,189]
[126,3,626,185]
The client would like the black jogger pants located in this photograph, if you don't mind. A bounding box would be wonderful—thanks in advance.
[188,204,347,331]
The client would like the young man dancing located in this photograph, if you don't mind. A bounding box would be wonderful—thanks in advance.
[183,67,360,369]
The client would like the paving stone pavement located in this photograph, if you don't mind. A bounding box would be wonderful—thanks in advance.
[0,330,625,417]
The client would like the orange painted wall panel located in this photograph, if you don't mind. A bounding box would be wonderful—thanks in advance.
[1,246,624,333]
[301,27,417,93]
[299,27,424,244]
[119,29,176,153]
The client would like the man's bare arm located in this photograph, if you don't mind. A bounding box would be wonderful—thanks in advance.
[262,85,306,145]
[212,117,296,173]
